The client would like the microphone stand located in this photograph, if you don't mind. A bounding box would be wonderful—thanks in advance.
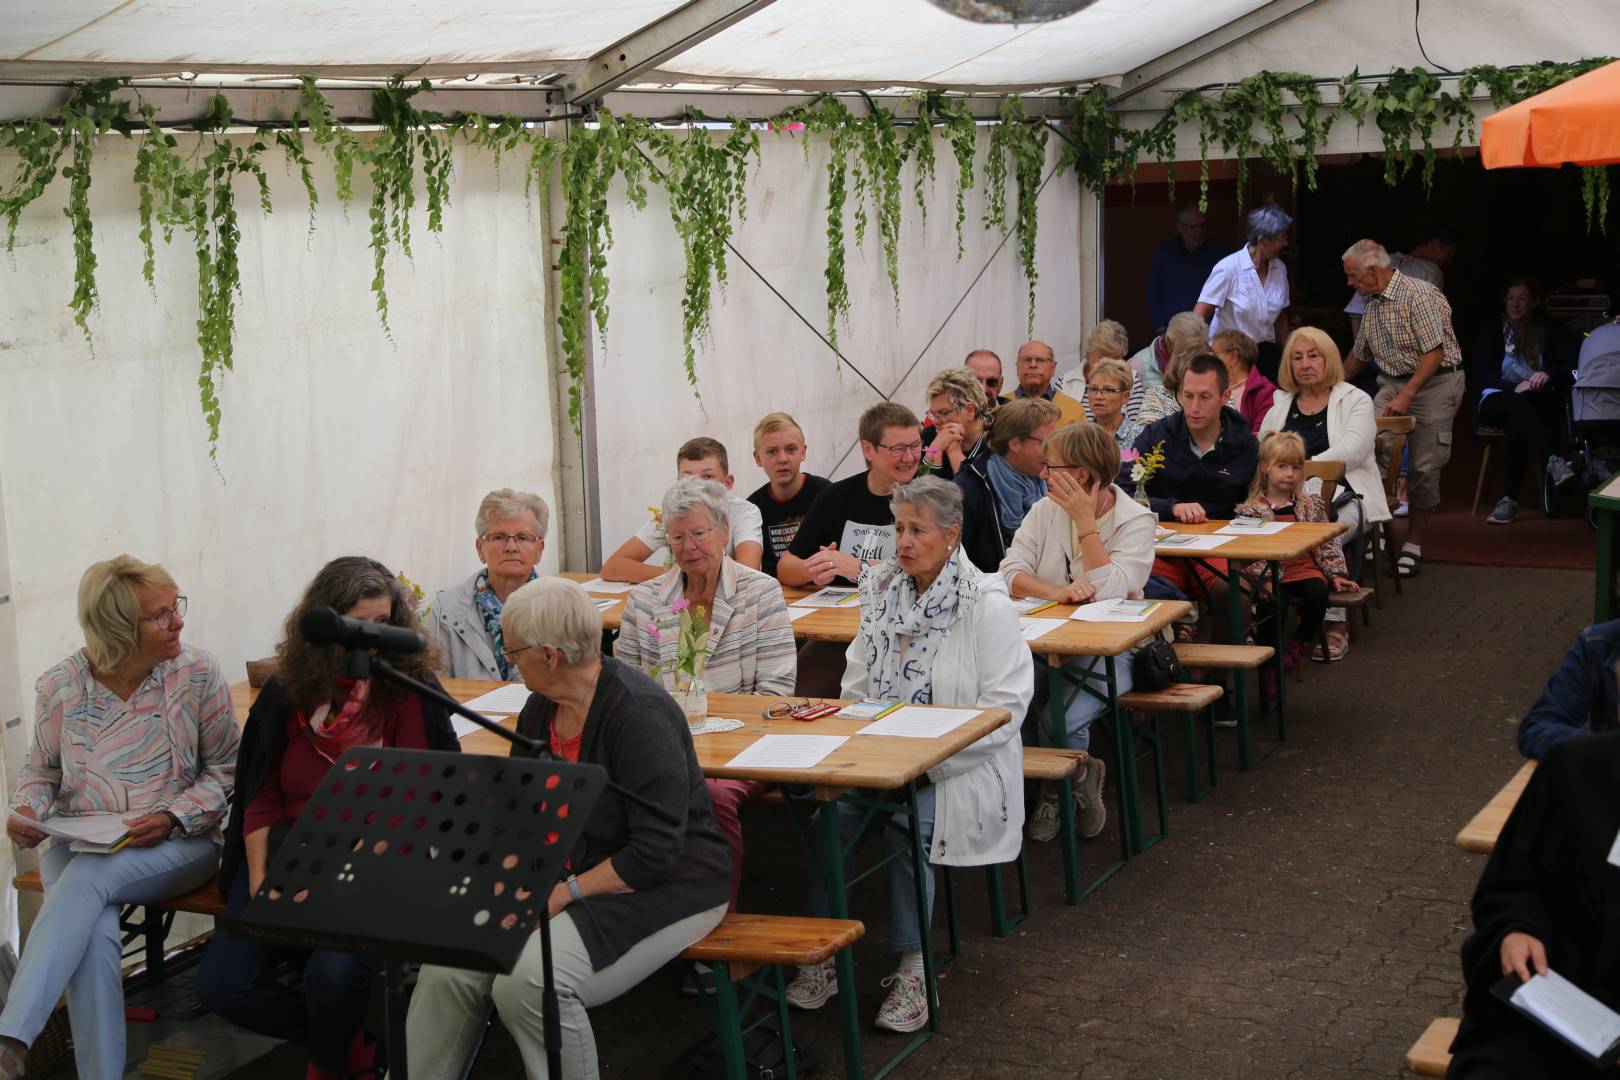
[343,649,682,1080]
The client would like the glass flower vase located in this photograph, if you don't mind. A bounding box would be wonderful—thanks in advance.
[673,671,708,733]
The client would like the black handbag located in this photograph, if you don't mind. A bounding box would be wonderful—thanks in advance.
[676,1026,823,1080]
[1131,633,1184,692]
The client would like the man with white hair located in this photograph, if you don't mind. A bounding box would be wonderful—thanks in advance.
[1342,238,1465,579]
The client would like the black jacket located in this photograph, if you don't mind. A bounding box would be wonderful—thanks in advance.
[1131,407,1260,522]
[1449,732,1620,1077]
[1471,316,1580,426]
[953,442,1010,573]
[516,658,730,970]
[217,673,460,891]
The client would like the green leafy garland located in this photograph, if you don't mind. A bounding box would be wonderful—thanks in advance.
[1,60,1611,457]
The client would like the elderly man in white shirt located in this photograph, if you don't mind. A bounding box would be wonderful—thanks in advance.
[1195,205,1293,383]
[602,436,764,583]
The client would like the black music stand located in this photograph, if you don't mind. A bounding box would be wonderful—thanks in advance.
[226,745,604,1080]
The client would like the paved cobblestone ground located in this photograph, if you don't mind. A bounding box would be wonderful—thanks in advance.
[234,563,1592,1080]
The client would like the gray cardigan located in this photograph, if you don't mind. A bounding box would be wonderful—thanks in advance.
[424,572,502,681]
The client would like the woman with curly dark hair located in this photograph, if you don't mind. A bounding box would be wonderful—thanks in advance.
[197,556,457,1080]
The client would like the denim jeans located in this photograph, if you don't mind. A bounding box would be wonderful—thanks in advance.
[808,785,937,953]
[196,867,374,1074]
[0,835,218,1080]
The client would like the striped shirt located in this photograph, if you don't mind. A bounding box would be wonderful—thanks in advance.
[1352,269,1462,377]
[614,558,797,696]
[13,646,241,841]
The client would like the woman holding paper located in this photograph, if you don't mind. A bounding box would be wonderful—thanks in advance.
[423,487,551,680]
[407,577,731,1078]
[0,556,240,1080]
[785,476,1031,1034]
[1001,422,1156,843]
[198,557,457,1080]
[616,476,795,913]
[1448,730,1620,1078]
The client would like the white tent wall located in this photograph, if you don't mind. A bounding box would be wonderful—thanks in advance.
[0,133,561,714]
[592,127,1082,548]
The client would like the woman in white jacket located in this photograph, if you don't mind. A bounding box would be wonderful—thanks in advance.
[1000,423,1156,843]
[784,476,1031,1035]
[1259,328,1390,662]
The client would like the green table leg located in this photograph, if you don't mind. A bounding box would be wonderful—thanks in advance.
[1598,506,1615,623]
[1045,658,1129,903]
[815,797,866,1080]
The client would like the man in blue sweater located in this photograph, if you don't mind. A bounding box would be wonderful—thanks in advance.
[1516,620,1620,760]
[1146,204,1222,335]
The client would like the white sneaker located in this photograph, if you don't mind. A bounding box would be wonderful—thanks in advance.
[1549,455,1576,487]
[874,970,929,1033]
[1393,500,1409,518]
[1487,496,1518,525]
[785,958,837,1010]
[1026,791,1060,842]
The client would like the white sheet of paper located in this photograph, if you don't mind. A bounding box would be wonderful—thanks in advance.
[1019,617,1066,642]
[1155,532,1236,552]
[1070,598,1165,623]
[579,578,634,595]
[1011,597,1060,615]
[451,715,507,741]
[1607,824,1620,870]
[593,598,620,612]
[1512,970,1620,1059]
[9,812,129,846]
[724,734,849,770]
[1215,520,1292,536]
[856,706,981,739]
[460,683,533,714]
[791,587,861,608]
[786,606,819,623]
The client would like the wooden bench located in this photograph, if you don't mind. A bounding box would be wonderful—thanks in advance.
[1404,1017,1457,1077]
[1121,682,1225,808]
[1171,643,1274,669]
[680,914,864,1080]
[15,869,227,982]
[1456,761,1536,854]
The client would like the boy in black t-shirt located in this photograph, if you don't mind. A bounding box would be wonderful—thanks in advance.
[746,412,831,579]
[780,402,923,588]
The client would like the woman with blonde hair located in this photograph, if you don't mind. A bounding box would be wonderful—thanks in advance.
[1061,320,1142,421]
[1002,422,1156,842]
[0,557,240,1080]
[921,366,994,481]
[1235,432,1357,694]
[1080,357,1143,450]
[1259,326,1388,663]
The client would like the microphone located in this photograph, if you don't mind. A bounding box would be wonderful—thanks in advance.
[299,607,427,654]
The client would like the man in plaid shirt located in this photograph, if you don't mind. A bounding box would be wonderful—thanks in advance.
[1341,239,1465,579]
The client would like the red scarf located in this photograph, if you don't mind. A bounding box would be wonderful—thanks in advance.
[300,678,384,763]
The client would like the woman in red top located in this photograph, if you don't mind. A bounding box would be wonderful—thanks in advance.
[1236,433,1358,693]
[197,557,458,1080]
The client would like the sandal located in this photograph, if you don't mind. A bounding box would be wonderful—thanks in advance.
[1311,629,1350,664]
[1396,549,1422,578]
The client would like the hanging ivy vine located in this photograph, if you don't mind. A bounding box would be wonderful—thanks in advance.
[1,58,1612,458]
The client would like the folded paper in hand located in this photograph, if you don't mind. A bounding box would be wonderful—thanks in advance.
[8,811,130,848]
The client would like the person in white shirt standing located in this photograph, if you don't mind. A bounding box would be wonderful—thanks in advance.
[602,437,765,583]
[1195,205,1293,384]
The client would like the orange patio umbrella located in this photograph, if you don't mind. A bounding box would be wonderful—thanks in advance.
[1481,59,1620,169]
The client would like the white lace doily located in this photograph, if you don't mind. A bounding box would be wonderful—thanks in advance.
[688,717,745,735]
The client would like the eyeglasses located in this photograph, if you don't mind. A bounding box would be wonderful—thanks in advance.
[1041,462,1086,473]
[1084,384,1125,397]
[140,596,188,629]
[666,527,715,548]
[482,532,541,548]
[981,378,1003,392]
[501,642,537,662]
[876,441,924,458]
[1018,356,1055,367]
[929,404,962,422]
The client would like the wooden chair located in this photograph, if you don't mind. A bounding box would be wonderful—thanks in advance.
[1375,415,1417,595]
[245,657,277,688]
[1295,460,1373,668]
[1472,426,1508,515]
[1403,1017,1458,1077]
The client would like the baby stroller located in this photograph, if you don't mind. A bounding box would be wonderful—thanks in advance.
[1549,320,1620,524]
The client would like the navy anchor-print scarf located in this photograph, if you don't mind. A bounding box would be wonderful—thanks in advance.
[866,548,965,706]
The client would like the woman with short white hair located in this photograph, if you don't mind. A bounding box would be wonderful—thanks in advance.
[407,577,731,1078]
[1195,205,1293,381]
[0,556,240,1080]
[785,477,1030,1034]
[424,487,551,680]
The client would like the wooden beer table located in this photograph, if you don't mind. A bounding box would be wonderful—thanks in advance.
[231,677,1005,1080]
[1153,520,1347,770]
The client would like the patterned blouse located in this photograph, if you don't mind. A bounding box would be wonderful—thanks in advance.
[614,558,797,696]
[12,646,242,842]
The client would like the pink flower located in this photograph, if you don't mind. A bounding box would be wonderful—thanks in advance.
[647,624,661,640]
[671,598,692,613]
[1120,448,1140,462]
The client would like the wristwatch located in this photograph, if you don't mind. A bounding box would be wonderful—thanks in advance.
[163,810,183,835]
[566,874,583,903]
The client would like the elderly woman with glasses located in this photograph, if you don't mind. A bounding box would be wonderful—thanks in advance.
[1063,320,1141,422]
[921,367,993,481]
[1002,423,1156,843]
[409,577,731,1078]
[1196,205,1293,383]
[424,488,551,681]
[199,557,456,1080]
[616,476,795,909]
[785,477,1031,1035]
[1081,358,1144,451]
[0,556,240,1080]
